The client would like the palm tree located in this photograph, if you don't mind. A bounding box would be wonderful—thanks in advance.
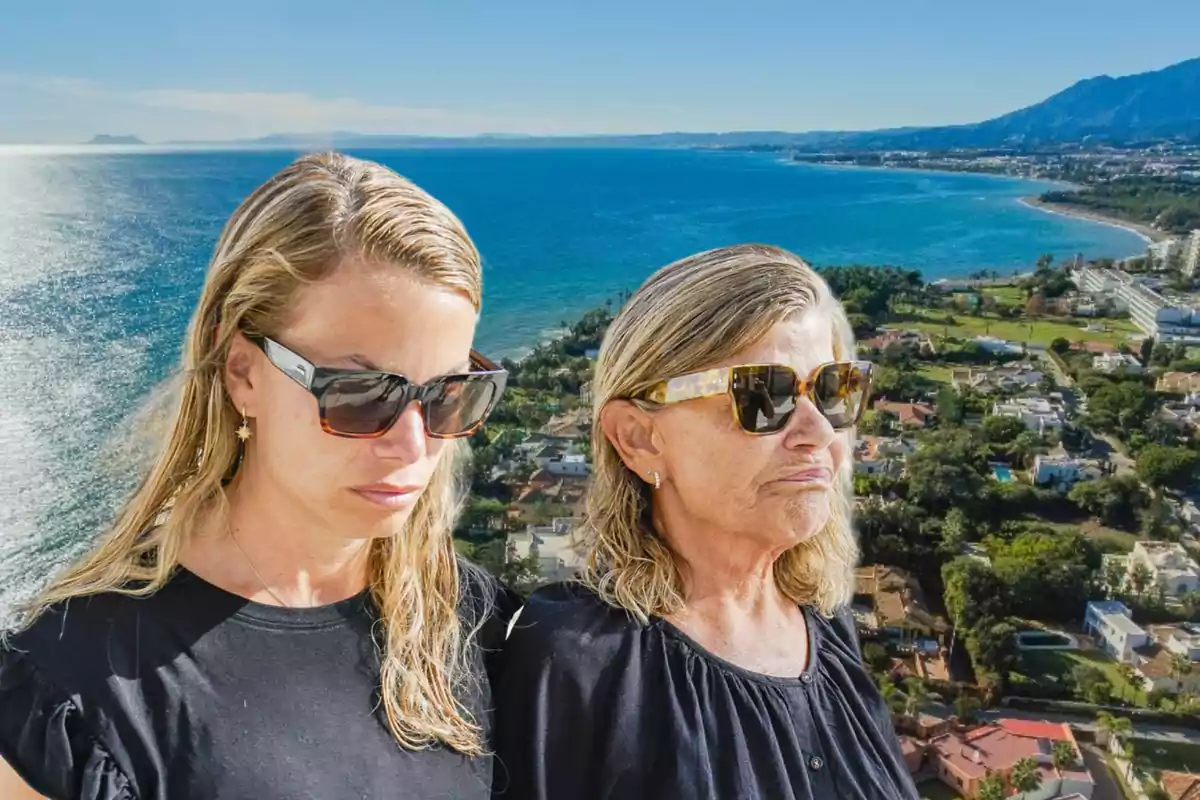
[1170,652,1192,689]
[903,678,930,718]
[1116,663,1141,702]
[976,774,1006,800]
[878,680,906,715]
[1095,710,1133,749]
[1052,740,1078,772]
[1010,756,1043,792]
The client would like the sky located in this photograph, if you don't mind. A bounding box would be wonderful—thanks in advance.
[2,0,1199,144]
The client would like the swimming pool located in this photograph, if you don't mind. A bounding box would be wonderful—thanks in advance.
[991,464,1015,482]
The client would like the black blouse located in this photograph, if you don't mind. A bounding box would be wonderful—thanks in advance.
[0,562,516,800]
[492,583,920,800]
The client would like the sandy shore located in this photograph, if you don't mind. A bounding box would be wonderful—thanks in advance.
[1020,196,1166,244]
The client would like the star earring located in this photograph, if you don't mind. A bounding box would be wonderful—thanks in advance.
[236,408,252,442]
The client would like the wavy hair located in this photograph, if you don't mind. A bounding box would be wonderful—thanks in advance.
[578,243,859,623]
[14,152,490,754]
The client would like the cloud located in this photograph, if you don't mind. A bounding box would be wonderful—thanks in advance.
[0,72,551,141]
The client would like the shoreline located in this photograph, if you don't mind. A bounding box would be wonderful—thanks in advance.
[1019,196,1165,245]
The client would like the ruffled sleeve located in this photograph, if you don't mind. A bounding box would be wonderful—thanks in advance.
[0,644,136,800]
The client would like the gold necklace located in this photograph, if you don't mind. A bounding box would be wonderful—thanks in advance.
[228,525,292,608]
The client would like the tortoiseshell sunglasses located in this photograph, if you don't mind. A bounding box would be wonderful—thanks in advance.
[249,335,508,439]
[639,361,873,434]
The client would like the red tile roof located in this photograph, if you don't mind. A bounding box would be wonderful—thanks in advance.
[995,718,1074,742]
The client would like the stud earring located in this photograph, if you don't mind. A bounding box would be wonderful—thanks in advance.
[650,470,661,490]
[236,407,252,442]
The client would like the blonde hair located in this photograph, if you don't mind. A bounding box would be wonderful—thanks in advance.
[15,152,490,754]
[579,243,859,623]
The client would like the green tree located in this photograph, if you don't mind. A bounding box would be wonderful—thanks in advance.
[1052,740,1078,771]
[988,530,1101,623]
[954,694,981,724]
[1084,381,1158,435]
[1051,337,1072,354]
[1007,430,1043,470]
[903,678,930,718]
[982,414,1028,445]
[906,428,991,513]
[971,619,1019,678]
[940,507,972,552]
[1010,756,1043,792]
[1136,445,1200,491]
[1072,664,1113,704]
[1068,474,1146,530]
[936,385,965,425]
[1129,561,1154,599]
[942,558,1009,632]
[1095,710,1132,747]
[862,643,889,671]
[976,774,1006,800]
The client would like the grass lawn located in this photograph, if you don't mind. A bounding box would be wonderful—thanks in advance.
[1129,739,1200,773]
[981,285,1027,306]
[917,780,966,800]
[890,307,1142,347]
[1015,649,1148,707]
[916,363,957,385]
[1037,520,1140,553]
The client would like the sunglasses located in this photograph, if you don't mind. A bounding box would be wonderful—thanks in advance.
[248,335,507,439]
[640,361,873,435]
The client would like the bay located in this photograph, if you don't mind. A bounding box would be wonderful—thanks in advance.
[0,146,1145,610]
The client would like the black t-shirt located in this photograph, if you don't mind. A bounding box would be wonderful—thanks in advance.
[0,562,517,800]
[491,583,921,800]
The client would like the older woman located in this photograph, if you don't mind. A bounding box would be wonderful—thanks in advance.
[493,244,917,800]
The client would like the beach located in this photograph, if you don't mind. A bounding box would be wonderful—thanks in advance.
[1020,196,1166,245]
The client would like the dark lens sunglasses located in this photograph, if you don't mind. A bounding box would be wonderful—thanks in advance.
[248,335,508,439]
[640,361,873,435]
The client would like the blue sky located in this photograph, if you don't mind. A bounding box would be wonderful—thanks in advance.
[2,0,1198,143]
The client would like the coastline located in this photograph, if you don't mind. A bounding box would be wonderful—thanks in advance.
[1019,196,1164,245]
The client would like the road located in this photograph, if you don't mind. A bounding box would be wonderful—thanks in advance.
[1080,742,1125,800]
[1092,433,1137,476]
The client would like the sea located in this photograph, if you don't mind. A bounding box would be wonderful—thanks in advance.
[0,146,1146,612]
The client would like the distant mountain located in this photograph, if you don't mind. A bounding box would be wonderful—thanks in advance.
[804,57,1200,151]
[87,134,145,145]
[164,130,833,149]
[161,57,1200,152]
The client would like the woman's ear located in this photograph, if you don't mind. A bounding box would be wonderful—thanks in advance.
[599,400,663,480]
[224,333,260,416]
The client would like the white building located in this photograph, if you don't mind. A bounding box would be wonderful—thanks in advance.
[544,452,590,477]
[1084,600,1149,662]
[1129,541,1200,600]
[991,397,1066,435]
[1092,353,1143,376]
[507,517,586,581]
[1149,238,1185,270]
[1032,453,1101,487]
[1186,230,1200,278]
[1073,265,1200,343]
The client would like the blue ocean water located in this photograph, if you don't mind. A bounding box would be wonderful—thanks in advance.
[0,146,1145,609]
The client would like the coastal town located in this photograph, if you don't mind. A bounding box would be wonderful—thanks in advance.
[455,239,1200,800]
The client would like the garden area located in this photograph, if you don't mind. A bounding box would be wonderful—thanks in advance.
[891,306,1141,348]
[916,781,965,800]
[1011,648,1148,707]
[1127,738,1200,773]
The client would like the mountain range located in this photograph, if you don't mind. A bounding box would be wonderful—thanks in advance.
[148,57,1200,151]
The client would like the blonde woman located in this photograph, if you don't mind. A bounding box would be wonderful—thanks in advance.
[0,153,515,800]
[493,245,918,800]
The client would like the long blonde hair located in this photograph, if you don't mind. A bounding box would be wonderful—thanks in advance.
[579,243,859,623]
[15,152,490,754]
